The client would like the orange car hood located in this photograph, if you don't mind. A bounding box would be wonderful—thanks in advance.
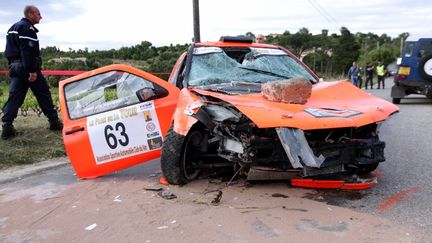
[192,81,399,130]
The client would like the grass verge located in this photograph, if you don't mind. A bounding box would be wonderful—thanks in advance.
[0,113,66,170]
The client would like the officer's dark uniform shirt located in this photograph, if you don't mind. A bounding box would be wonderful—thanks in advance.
[5,18,40,73]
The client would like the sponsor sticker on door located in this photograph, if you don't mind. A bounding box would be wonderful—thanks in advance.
[87,101,162,165]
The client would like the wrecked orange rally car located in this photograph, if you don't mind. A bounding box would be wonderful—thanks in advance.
[59,36,398,186]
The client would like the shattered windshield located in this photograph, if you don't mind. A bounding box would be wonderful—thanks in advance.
[188,47,317,87]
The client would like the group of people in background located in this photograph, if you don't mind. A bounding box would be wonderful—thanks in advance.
[348,61,387,89]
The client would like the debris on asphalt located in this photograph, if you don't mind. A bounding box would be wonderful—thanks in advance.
[211,190,223,205]
[144,187,163,192]
[204,188,222,195]
[192,199,208,205]
[209,179,223,184]
[158,190,177,200]
[281,207,308,212]
[113,195,122,202]
[271,193,289,198]
[85,223,97,231]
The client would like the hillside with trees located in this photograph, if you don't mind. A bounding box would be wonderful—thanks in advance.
[264,27,408,78]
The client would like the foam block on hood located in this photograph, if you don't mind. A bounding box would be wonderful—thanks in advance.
[261,77,312,104]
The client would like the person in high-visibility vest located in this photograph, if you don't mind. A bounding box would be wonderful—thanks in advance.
[376,61,386,89]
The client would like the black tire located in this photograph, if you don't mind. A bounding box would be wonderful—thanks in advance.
[357,163,379,175]
[392,98,401,104]
[160,126,204,185]
[160,126,187,185]
[418,54,432,81]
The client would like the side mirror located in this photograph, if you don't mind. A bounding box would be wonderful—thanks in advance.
[136,86,168,102]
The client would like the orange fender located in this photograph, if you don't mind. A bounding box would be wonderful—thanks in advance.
[173,89,203,136]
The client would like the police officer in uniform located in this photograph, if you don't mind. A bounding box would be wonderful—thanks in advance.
[2,5,63,139]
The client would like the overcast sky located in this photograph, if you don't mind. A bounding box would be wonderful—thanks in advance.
[1,0,431,51]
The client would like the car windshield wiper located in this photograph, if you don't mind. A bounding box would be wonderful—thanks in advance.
[194,82,262,94]
[238,66,291,80]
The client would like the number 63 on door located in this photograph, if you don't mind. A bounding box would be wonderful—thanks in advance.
[87,101,162,165]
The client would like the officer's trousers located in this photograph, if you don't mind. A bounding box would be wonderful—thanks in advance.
[1,62,58,123]
[377,75,385,89]
[365,76,374,89]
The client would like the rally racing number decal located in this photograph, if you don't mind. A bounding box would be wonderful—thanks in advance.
[104,122,129,149]
[87,101,162,165]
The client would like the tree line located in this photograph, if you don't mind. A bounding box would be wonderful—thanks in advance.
[0,26,409,85]
[258,27,408,78]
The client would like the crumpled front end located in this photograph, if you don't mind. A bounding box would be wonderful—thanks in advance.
[276,125,385,177]
[172,88,391,179]
[205,108,388,177]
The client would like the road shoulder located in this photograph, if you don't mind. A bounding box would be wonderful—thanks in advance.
[0,157,69,184]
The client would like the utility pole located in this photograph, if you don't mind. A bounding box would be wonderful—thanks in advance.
[398,33,408,57]
[364,38,367,77]
[376,40,380,61]
[193,0,201,43]
[400,35,407,55]
[400,38,404,55]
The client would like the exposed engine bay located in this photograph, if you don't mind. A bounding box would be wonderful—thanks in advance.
[187,94,385,179]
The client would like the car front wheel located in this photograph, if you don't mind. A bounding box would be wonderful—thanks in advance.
[160,126,204,185]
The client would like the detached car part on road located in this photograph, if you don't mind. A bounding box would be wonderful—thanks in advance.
[59,37,398,186]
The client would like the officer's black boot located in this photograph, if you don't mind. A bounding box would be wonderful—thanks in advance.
[49,119,63,131]
[1,122,19,140]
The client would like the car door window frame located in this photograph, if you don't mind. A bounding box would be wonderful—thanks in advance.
[64,70,167,120]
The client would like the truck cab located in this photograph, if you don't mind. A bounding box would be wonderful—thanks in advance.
[391,38,432,104]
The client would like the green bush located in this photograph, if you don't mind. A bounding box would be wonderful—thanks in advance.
[47,75,62,87]
[0,81,60,116]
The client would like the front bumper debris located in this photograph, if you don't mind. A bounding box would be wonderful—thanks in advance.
[291,175,377,190]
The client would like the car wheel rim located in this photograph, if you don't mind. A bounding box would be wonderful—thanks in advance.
[182,130,203,180]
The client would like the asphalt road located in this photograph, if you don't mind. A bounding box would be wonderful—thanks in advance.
[1,77,431,242]
[306,77,432,235]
